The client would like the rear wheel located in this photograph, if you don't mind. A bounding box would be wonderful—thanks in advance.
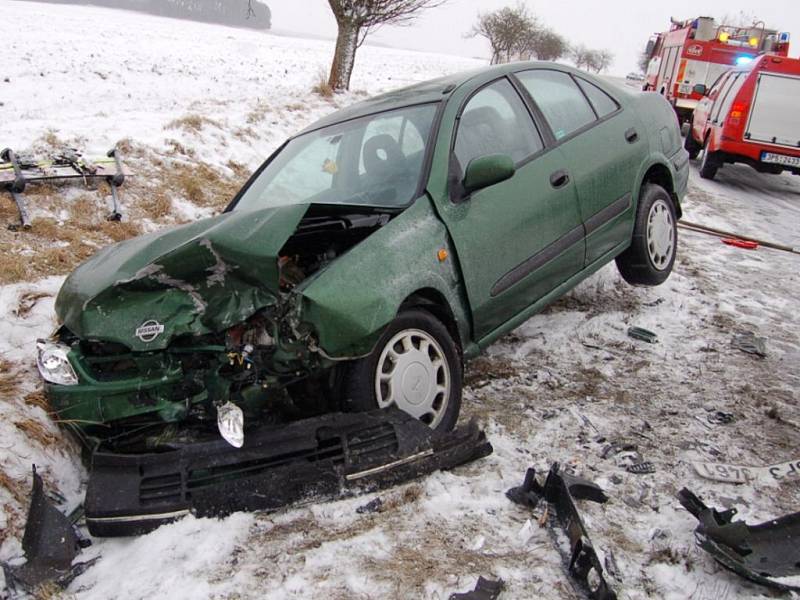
[616,184,677,286]
[341,309,462,431]
[699,136,721,180]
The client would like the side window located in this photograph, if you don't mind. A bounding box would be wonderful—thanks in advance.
[454,78,543,170]
[711,73,738,122]
[516,70,596,140]
[576,78,619,118]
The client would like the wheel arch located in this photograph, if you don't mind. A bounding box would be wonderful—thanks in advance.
[400,288,463,356]
[639,162,682,219]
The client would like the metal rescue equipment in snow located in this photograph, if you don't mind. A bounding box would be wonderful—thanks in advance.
[642,16,791,123]
[0,146,129,230]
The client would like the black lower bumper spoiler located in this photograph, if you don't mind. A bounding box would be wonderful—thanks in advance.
[86,408,492,537]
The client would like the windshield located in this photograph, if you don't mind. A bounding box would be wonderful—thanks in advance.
[234,103,438,211]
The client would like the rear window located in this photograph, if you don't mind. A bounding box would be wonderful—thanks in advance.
[516,70,596,140]
[575,78,619,118]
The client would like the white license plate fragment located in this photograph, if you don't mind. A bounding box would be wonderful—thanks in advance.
[693,458,800,485]
[762,152,800,167]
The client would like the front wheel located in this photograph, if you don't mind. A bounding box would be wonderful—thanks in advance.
[616,184,677,286]
[699,137,720,180]
[684,126,702,159]
[341,309,462,431]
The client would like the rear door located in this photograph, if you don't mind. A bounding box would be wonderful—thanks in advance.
[515,69,642,265]
[745,72,800,148]
[440,77,584,340]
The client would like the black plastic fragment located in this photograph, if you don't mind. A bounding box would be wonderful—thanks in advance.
[449,576,504,600]
[85,407,493,536]
[507,463,617,600]
[627,461,655,475]
[1,466,93,594]
[677,488,800,592]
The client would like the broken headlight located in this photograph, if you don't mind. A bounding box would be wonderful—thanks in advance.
[36,340,78,386]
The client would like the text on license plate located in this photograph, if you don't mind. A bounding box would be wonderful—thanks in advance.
[762,152,800,167]
[693,458,800,484]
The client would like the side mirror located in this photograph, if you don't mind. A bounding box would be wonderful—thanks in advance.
[693,83,708,96]
[462,154,516,195]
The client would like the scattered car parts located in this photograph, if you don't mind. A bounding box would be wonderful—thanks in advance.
[627,326,658,344]
[449,576,504,600]
[1,467,95,595]
[507,463,619,600]
[85,407,492,536]
[678,487,800,593]
[0,146,128,229]
[692,457,800,485]
[731,332,767,358]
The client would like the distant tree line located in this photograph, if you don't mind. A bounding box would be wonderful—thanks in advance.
[32,0,271,30]
[469,3,613,73]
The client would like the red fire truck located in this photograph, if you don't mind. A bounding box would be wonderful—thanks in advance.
[643,17,790,123]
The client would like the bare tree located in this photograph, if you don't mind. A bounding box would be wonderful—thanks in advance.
[327,0,445,91]
[523,28,567,62]
[469,3,537,65]
[571,45,613,73]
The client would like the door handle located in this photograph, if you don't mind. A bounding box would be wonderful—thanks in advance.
[625,128,639,143]
[549,170,570,189]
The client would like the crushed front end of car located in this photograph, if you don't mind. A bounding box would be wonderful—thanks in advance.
[40,202,392,452]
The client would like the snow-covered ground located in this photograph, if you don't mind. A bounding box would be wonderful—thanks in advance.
[2,2,800,599]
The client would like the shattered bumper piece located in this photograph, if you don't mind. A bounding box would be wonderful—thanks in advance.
[449,576,504,599]
[85,407,493,537]
[678,487,800,593]
[507,463,618,600]
[2,467,94,594]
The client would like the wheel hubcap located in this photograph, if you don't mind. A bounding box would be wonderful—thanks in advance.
[375,329,450,428]
[647,199,675,271]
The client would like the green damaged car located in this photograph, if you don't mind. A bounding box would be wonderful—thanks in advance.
[38,63,688,451]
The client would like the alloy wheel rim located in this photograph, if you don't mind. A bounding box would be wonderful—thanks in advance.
[647,199,675,271]
[374,329,450,428]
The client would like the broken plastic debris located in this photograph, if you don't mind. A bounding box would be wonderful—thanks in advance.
[449,576,504,600]
[678,487,800,593]
[217,401,244,448]
[626,461,655,475]
[731,331,767,357]
[1,466,95,594]
[627,326,658,343]
[507,463,618,600]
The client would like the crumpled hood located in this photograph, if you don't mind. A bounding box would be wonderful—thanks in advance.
[56,203,310,351]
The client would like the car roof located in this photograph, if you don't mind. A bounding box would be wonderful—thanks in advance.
[296,61,583,135]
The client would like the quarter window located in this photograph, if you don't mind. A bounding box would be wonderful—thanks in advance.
[454,78,543,171]
[516,70,596,140]
[576,78,619,118]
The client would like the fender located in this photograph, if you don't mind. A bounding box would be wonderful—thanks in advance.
[296,196,472,358]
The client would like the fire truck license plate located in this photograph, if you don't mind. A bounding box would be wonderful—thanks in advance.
[762,152,800,167]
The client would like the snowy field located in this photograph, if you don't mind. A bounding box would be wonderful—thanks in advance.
[1,2,800,599]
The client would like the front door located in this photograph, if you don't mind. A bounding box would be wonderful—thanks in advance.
[437,77,584,341]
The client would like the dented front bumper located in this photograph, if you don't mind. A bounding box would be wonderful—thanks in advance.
[84,407,493,536]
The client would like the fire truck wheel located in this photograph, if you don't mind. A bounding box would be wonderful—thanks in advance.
[699,137,720,180]
[684,128,702,159]
[615,183,677,286]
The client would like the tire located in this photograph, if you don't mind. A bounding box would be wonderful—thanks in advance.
[699,136,720,180]
[341,309,462,432]
[684,126,702,159]
[616,184,677,286]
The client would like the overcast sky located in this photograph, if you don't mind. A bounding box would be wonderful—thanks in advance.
[266,0,800,75]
